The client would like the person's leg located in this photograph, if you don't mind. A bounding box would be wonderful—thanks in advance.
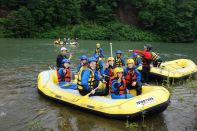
[153,61,157,67]
[111,93,132,99]
[93,80,100,88]
[157,59,162,67]
[141,67,146,83]
[103,79,110,95]
[135,82,142,95]
[79,89,89,96]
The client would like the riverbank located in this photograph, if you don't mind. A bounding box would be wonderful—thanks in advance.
[1,22,162,42]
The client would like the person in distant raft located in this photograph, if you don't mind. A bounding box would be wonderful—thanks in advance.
[56,47,72,69]
[57,58,77,89]
[104,57,115,95]
[109,67,133,99]
[76,55,88,73]
[77,57,106,96]
[132,53,142,69]
[129,44,152,84]
[151,51,163,67]
[124,59,142,95]
[94,54,104,76]
[94,43,104,58]
[114,50,125,67]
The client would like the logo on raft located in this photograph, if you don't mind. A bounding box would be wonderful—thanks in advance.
[136,97,155,107]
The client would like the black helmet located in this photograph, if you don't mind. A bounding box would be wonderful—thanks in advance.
[144,44,152,51]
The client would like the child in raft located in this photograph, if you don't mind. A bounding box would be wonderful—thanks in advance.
[109,67,133,99]
[57,58,77,89]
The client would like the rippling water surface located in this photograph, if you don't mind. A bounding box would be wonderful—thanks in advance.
[0,38,197,130]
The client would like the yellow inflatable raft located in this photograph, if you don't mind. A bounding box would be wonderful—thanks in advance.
[37,70,170,119]
[138,59,197,79]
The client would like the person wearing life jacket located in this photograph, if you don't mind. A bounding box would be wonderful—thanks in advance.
[77,55,88,73]
[94,43,104,58]
[57,58,71,82]
[151,52,162,67]
[94,54,104,76]
[77,57,105,96]
[109,67,133,99]
[132,53,142,68]
[129,44,152,84]
[114,50,125,67]
[104,57,115,95]
[57,59,77,89]
[56,47,72,69]
[124,59,142,95]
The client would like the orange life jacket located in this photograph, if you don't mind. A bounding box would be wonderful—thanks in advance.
[109,77,126,94]
[108,66,114,77]
[125,68,137,85]
[57,68,71,82]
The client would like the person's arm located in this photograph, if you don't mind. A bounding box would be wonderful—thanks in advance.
[100,48,104,58]
[135,69,141,82]
[99,61,104,76]
[56,55,62,67]
[57,68,64,82]
[137,58,142,67]
[133,50,146,56]
[76,64,81,73]
[93,49,96,56]
[122,58,125,66]
[81,70,91,91]
[94,70,101,81]
[111,79,121,92]
[123,68,127,76]
[104,68,109,76]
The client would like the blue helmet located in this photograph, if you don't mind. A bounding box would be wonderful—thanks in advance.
[80,55,87,60]
[116,50,122,54]
[133,53,138,57]
[94,54,99,59]
[62,58,70,64]
[88,57,97,63]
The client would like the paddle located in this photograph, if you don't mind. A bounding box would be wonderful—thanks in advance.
[110,42,113,57]
[75,86,100,102]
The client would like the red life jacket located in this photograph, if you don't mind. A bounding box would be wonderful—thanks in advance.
[57,68,71,82]
[109,77,126,94]
[133,50,152,67]
[142,51,152,67]
[125,68,137,85]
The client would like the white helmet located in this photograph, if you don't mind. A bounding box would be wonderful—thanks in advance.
[60,47,67,51]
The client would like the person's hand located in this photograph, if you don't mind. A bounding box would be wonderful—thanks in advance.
[69,53,72,59]
[128,50,133,52]
[105,63,109,68]
[102,79,107,84]
[63,69,67,74]
[117,78,121,83]
[91,90,95,94]
[132,82,136,86]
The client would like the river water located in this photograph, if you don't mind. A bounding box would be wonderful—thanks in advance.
[0,38,197,131]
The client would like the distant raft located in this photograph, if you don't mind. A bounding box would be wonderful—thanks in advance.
[37,70,170,119]
[138,59,197,79]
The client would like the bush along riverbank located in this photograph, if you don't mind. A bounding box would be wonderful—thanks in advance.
[1,0,196,42]
[34,22,162,42]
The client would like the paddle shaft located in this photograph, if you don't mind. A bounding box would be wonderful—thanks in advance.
[110,43,113,57]
[86,86,100,97]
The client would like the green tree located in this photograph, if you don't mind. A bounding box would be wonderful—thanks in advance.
[4,7,35,37]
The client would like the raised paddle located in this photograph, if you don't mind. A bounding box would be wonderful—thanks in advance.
[110,42,113,57]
